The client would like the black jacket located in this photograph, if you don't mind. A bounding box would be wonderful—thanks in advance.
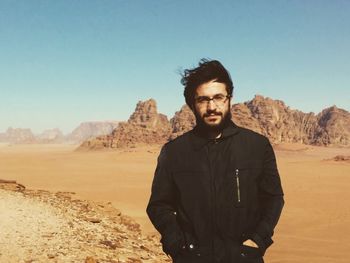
[147,121,284,263]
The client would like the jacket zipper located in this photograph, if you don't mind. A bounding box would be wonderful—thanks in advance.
[235,169,241,203]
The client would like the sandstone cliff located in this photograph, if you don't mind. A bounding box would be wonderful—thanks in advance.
[231,96,349,146]
[79,99,172,149]
[169,105,196,140]
[79,96,350,149]
[314,106,350,146]
[232,95,320,144]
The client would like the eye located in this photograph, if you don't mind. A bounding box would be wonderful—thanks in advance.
[196,97,209,103]
[213,94,226,101]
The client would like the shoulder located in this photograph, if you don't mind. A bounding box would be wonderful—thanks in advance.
[235,125,270,146]
[158,130,193,165]
[162,130,193,151]
[237,126,266,139]
[232,125,274,160]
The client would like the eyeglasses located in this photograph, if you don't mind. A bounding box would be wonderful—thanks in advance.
[194,94,231,107]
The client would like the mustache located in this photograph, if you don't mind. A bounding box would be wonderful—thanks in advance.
[203,112,222,117]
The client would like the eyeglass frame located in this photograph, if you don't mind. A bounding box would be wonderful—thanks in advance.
[194,93,231,107]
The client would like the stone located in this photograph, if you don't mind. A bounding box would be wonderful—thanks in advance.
[332,155,350,162]
[85,256,98,263]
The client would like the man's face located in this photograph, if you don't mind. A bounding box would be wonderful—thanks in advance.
[193,79,231,131]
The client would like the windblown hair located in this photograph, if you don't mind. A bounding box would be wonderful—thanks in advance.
[181,59,234,108]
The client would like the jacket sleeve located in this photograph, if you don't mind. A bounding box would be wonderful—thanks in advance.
[251,138,284,255]
[146,145,184,258]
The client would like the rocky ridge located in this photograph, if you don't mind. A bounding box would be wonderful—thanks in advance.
[0,122,120,144]
[36,128,65,143]
[169,105,196,140]
[0,180,168,263]
[231,95,350,146]
[79,99,171,149]
[81,95,350,149]
[0,127,36,144]
[67,121,120,143]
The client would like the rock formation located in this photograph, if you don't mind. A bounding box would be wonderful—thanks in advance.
[230,102,262,134]
[79,99,172,149]
[169,105,196,140]
[67,121,119,143]
[231,96,350,146]
[36,128,65,143]
[232,95,320,144]
[0,122,119,144]
[0,127,36,144]
[314,106,350,146]
[79,95,350,150]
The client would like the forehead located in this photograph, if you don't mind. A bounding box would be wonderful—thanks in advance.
[195,80,227,97]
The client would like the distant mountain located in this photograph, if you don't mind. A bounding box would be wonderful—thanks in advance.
[0,121,119,144]
[80,95,350,150]
[36,128,65,143]
[0,127,36,144]
[66,121,120,143]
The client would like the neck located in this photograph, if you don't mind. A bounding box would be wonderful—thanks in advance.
[195,123,224,139]
[205,130,222,139]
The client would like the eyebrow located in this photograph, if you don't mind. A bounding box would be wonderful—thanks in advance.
[195,93,227,98]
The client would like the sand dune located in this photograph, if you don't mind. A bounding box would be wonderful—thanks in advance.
[0,143,349,262]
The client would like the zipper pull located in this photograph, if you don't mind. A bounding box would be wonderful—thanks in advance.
[235,169,241,203]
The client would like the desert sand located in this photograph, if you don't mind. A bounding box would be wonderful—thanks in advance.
[0,186,167,263]
[0,142,349,262]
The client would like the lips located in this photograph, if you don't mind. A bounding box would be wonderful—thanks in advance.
[205,115,222,122]
[205,114,222,118]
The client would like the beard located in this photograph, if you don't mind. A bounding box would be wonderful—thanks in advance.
[193,106,232,133]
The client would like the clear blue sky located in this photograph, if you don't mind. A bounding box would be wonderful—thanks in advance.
[1,0,349,134]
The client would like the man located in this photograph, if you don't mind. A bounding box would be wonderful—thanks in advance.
[147,59,284,263]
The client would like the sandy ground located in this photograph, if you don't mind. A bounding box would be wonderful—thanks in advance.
[0,142,349,262]
[0,189,68,262]
[0,186,167,263]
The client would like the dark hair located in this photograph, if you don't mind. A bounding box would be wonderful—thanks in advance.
[181,58,234,108]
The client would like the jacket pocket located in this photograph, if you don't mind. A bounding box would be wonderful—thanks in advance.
[234,168,242,207]
[232,161,263,207]
[233,167,248,207]
[240,244,264,261]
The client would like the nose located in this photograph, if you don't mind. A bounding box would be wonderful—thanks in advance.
[207,99,216,110]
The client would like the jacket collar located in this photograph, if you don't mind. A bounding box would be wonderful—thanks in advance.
[190,120,239,150]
